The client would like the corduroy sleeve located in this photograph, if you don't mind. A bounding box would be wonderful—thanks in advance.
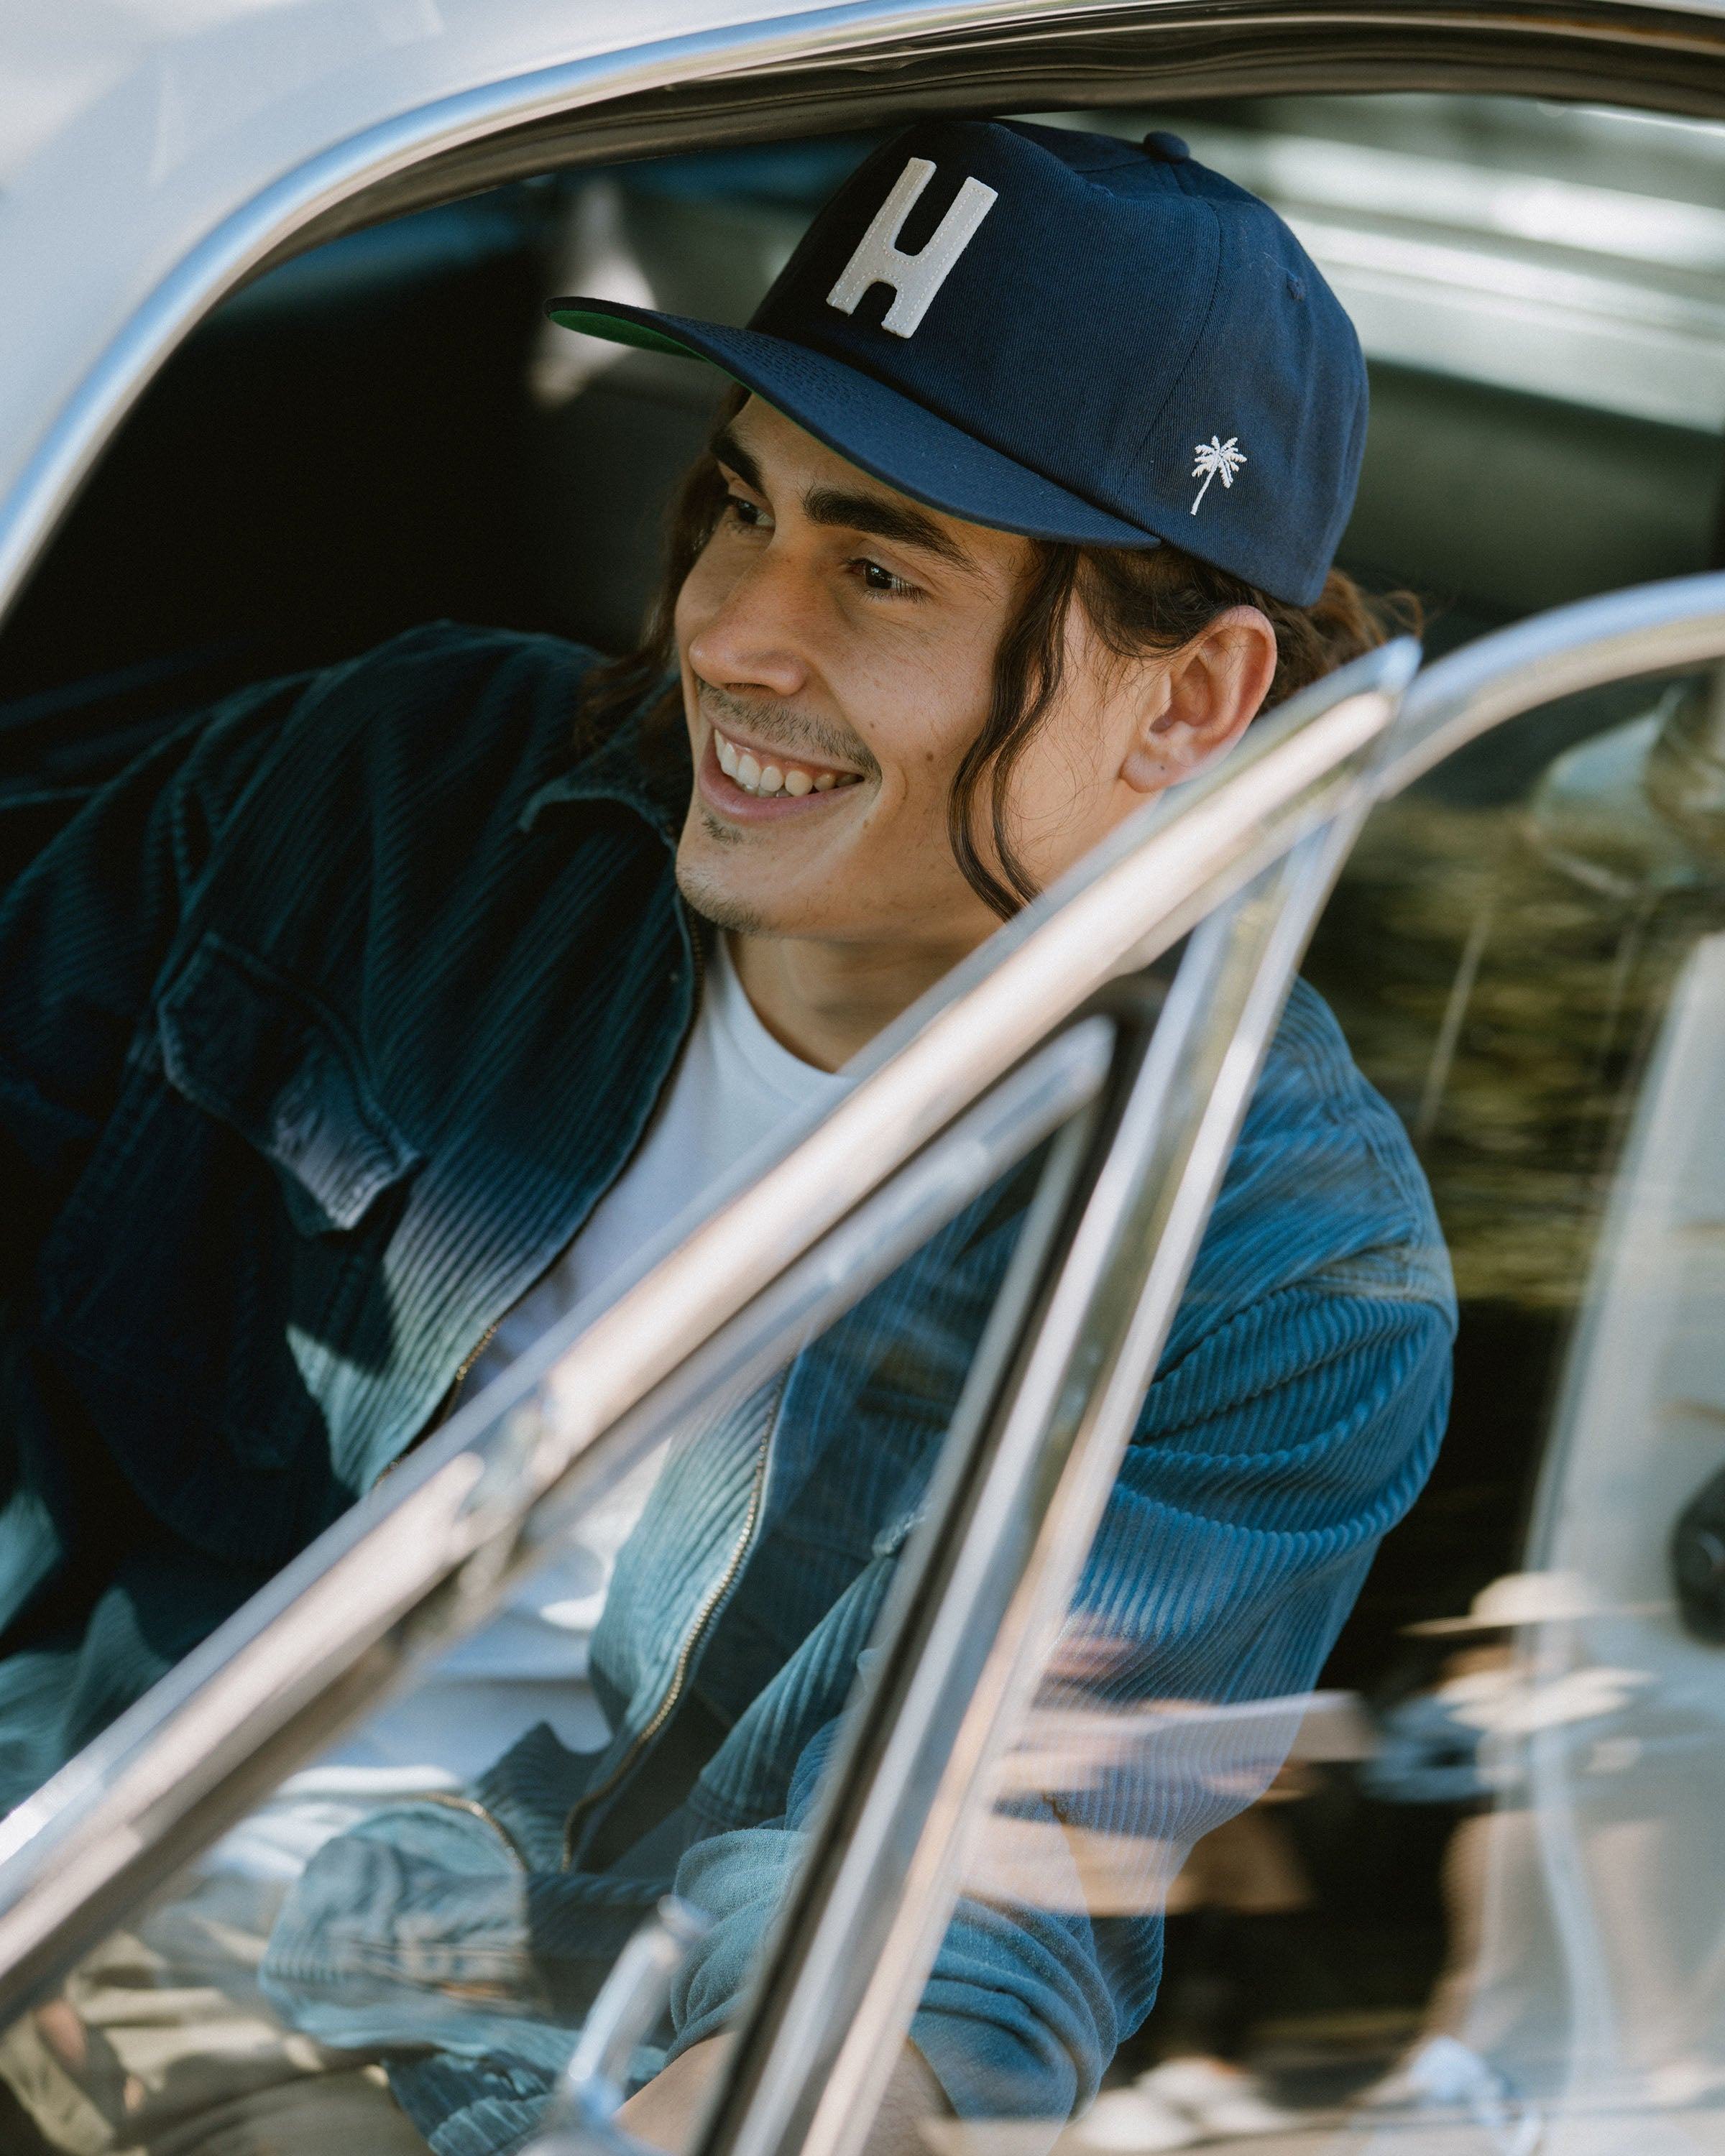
[0,674,309,1296]
[665,1261,1454,2127]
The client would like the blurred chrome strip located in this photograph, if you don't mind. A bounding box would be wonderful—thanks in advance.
[1389,571,1725,793]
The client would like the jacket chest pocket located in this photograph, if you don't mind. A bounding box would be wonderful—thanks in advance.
[39,934,423,1537]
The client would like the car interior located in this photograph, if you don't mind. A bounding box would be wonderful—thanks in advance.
[1,83,1724,2141]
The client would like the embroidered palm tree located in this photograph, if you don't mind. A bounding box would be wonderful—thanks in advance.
[1190,435,1246,514]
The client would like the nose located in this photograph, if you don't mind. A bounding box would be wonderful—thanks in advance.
[686,546,813,703]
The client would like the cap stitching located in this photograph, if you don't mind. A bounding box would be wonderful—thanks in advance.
[707,321,1162,545]
[1123,174,1226,494]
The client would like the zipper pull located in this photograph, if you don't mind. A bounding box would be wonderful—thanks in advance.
[530,1895,712,2154]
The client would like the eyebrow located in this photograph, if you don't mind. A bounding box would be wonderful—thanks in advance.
[710,423,979,575]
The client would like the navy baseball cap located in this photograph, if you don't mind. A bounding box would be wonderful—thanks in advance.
[547,119,1366,607]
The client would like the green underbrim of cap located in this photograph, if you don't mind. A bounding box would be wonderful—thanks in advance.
[546,308,706,361]
[547,304,796,438]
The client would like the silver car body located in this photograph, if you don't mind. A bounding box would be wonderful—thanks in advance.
[6,0,1725,618]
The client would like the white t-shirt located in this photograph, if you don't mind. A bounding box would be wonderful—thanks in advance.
[303,936,848,1792]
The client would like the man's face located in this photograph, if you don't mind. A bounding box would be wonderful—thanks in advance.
[671,399,1184,958]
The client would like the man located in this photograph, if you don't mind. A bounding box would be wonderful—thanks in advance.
[0,119,1452,2154]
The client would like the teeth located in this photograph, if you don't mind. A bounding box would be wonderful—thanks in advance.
[715,728,852,798]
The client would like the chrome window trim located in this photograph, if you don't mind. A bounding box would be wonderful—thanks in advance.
[1393,571,1725,791]
[262,3,1725,267]
[6,0,1725,631]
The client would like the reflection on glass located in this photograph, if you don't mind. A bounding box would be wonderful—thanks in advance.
[0,1170,1046,2155]
[882,680,1725,2156]
[0,918,1464,2156]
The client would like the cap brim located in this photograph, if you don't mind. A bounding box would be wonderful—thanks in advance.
[546,296,1164,551]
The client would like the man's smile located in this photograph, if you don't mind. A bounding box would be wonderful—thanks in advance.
[699,721,868,821]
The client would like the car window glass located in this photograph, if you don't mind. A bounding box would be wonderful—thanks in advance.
[0,1160,1052,2155]
[816,662,1725,2156]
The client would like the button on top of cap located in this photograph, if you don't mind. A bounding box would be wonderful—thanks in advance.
[1141,130,1190,162]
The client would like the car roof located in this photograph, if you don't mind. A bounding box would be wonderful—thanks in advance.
[0,0,847,618]
[3,0,1724,626]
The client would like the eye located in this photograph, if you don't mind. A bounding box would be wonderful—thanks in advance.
[853,557,920,599]
[722,491,769,530]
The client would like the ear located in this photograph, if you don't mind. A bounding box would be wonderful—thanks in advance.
[1120,606,1277,796]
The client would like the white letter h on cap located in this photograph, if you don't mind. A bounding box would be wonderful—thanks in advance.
[827,157,998,338]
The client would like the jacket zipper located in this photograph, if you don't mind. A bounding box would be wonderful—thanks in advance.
[686,911,708,1005]
[441,1319,502,1418]
[372,1312,504,1485]
[559,1360,786,1871]
[413,1788,530,1871]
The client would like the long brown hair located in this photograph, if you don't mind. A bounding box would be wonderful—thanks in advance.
[579,387,1416,917]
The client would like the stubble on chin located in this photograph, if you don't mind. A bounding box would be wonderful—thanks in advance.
[675,839,771,939]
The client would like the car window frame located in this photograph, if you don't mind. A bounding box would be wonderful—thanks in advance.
[7,0,1725,631]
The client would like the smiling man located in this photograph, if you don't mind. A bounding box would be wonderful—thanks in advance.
[665,394,1279,1068]
[0,119,1452,2156]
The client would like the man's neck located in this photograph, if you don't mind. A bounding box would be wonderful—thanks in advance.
[725,929,972,1073]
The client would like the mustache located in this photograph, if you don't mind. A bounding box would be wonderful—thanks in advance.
[696,684,880,779]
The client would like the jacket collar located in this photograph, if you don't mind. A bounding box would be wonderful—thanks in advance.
[518,684,690,846]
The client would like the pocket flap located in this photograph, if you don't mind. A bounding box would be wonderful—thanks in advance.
[160,934,420,1234]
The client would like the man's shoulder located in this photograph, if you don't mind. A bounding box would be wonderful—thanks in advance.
[208,622,630,852]
[297,620,606,765]
[1206,977,1453,1312]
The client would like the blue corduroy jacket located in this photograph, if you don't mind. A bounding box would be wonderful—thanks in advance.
[0,625,1454,2155]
